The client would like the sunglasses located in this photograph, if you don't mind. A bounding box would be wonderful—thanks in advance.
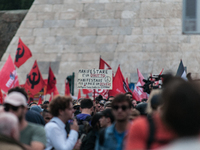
[112,105,129,111]
[4,104,24,112]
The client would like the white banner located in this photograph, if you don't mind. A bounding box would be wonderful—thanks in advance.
[77,69,112,89]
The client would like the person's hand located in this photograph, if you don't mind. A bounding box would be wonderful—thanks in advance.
[70,119,79,132]
[73,139,82,150]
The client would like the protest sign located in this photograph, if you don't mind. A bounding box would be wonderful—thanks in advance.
[77,69,112,89]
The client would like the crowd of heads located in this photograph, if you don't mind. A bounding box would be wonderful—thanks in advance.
[1,75,200,149]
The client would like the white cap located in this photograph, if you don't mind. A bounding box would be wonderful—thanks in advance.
[4,92,27,107]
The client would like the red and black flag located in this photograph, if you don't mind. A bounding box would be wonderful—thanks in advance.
[47,66,56,94]
[25,60,45,95]
[14,38,32,68]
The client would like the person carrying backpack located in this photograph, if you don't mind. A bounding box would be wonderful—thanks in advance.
[76,99,93,137]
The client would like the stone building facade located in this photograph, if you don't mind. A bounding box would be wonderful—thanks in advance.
[0,0,199,95]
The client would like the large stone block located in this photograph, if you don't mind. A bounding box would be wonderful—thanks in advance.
[79,12,95,19]
[44,45,63,53]
[94,11,115,19]
[97,28,112,35]
[30,4,53,12]
[75,20,88,27]
[112,27,132,35]
[33,28,50,36]
[60,12,80,20]
[56,36,72,44]
[50,28,80,36]
[24,13,37,21]
[80,28,97,35]
[105,3,124,10]
[121,11,137,19]
[37,12,56,20]
[72,36,97,44]
[74,44,96,52]
[143,27,166,35]
[96,35,119,43]
[16,29,33,36]
[116,43,143,52]
[96,44,117,52]
[44,20,75,28]
[88,19,120,27]
[124,35,143,43]
[84,4,105,11]
[35,37,56,44]
[141,19,164,27]
[21,20,43,28]
[61,53,78,61]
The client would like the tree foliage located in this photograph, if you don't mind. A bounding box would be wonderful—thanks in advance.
[0,0,34,10]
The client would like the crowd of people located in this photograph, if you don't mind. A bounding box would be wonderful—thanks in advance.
[1,76,200,150]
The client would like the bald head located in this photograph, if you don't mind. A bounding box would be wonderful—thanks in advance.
[0,112,19,140]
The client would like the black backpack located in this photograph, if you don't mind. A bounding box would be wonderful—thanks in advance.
[75,115,92,138]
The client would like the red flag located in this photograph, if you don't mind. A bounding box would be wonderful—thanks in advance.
[99,57,112,70]
[49,95,52,102]
[82,89,92,94]
[65,80,71,96]
[94,57,112,99]
[14,38,32,68]
[109,65,132,96]
[53,86,59,96]
[85,94,89,98]
[25,60,45,95]
[0,89,3,104]
[37,96,43,105]
[0,55,19,92]
[47,67,56,94]
[132,69,148,101]
[77,89,81,99]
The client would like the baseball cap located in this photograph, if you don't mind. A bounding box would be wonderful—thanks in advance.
[30,105,43,113]
[104,101,112,108]
[101,109,115,123]
[4,92,27,107]
[99,100,106,105]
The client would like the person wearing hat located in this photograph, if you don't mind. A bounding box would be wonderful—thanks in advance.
[99,109,115,128]
[4,87,46,150]
[104,101,112,109]
[99,100,105,112]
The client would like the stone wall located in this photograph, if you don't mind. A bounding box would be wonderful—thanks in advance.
[1,0,200,95]
[0,10,27,59]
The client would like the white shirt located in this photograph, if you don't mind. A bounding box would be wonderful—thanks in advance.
[45,117,78,150]
[160,137,200,150]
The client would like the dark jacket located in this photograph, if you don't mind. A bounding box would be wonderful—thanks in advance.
[81,129,98,150]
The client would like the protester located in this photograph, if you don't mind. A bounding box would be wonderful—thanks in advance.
[80,112,102,150]
[76,98,93,124]
[29,102,37,108]
[125,92,133,101]
[0,112,25,150]
[42,109,53,124]
[99,100,105,112]
[95,101,101,112]
[107,96,114,102]
[131,100,137,108]
[99,109,114,128]
[30,105,43,115]
[45,96,79,150]
[104,101,112,109]
[129,108,140,121]
[160,78,200,149]
[5,87,46,150]
[26,108,46,126]
[125,87,177,149]
[95,94,131,150]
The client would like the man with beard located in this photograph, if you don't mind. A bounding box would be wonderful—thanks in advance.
[95,94,131,150]
[4,87,46,150]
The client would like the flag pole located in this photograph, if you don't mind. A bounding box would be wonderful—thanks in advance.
[93,89,95,101]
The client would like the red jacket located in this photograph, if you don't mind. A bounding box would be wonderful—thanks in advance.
[125,113,177,150]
